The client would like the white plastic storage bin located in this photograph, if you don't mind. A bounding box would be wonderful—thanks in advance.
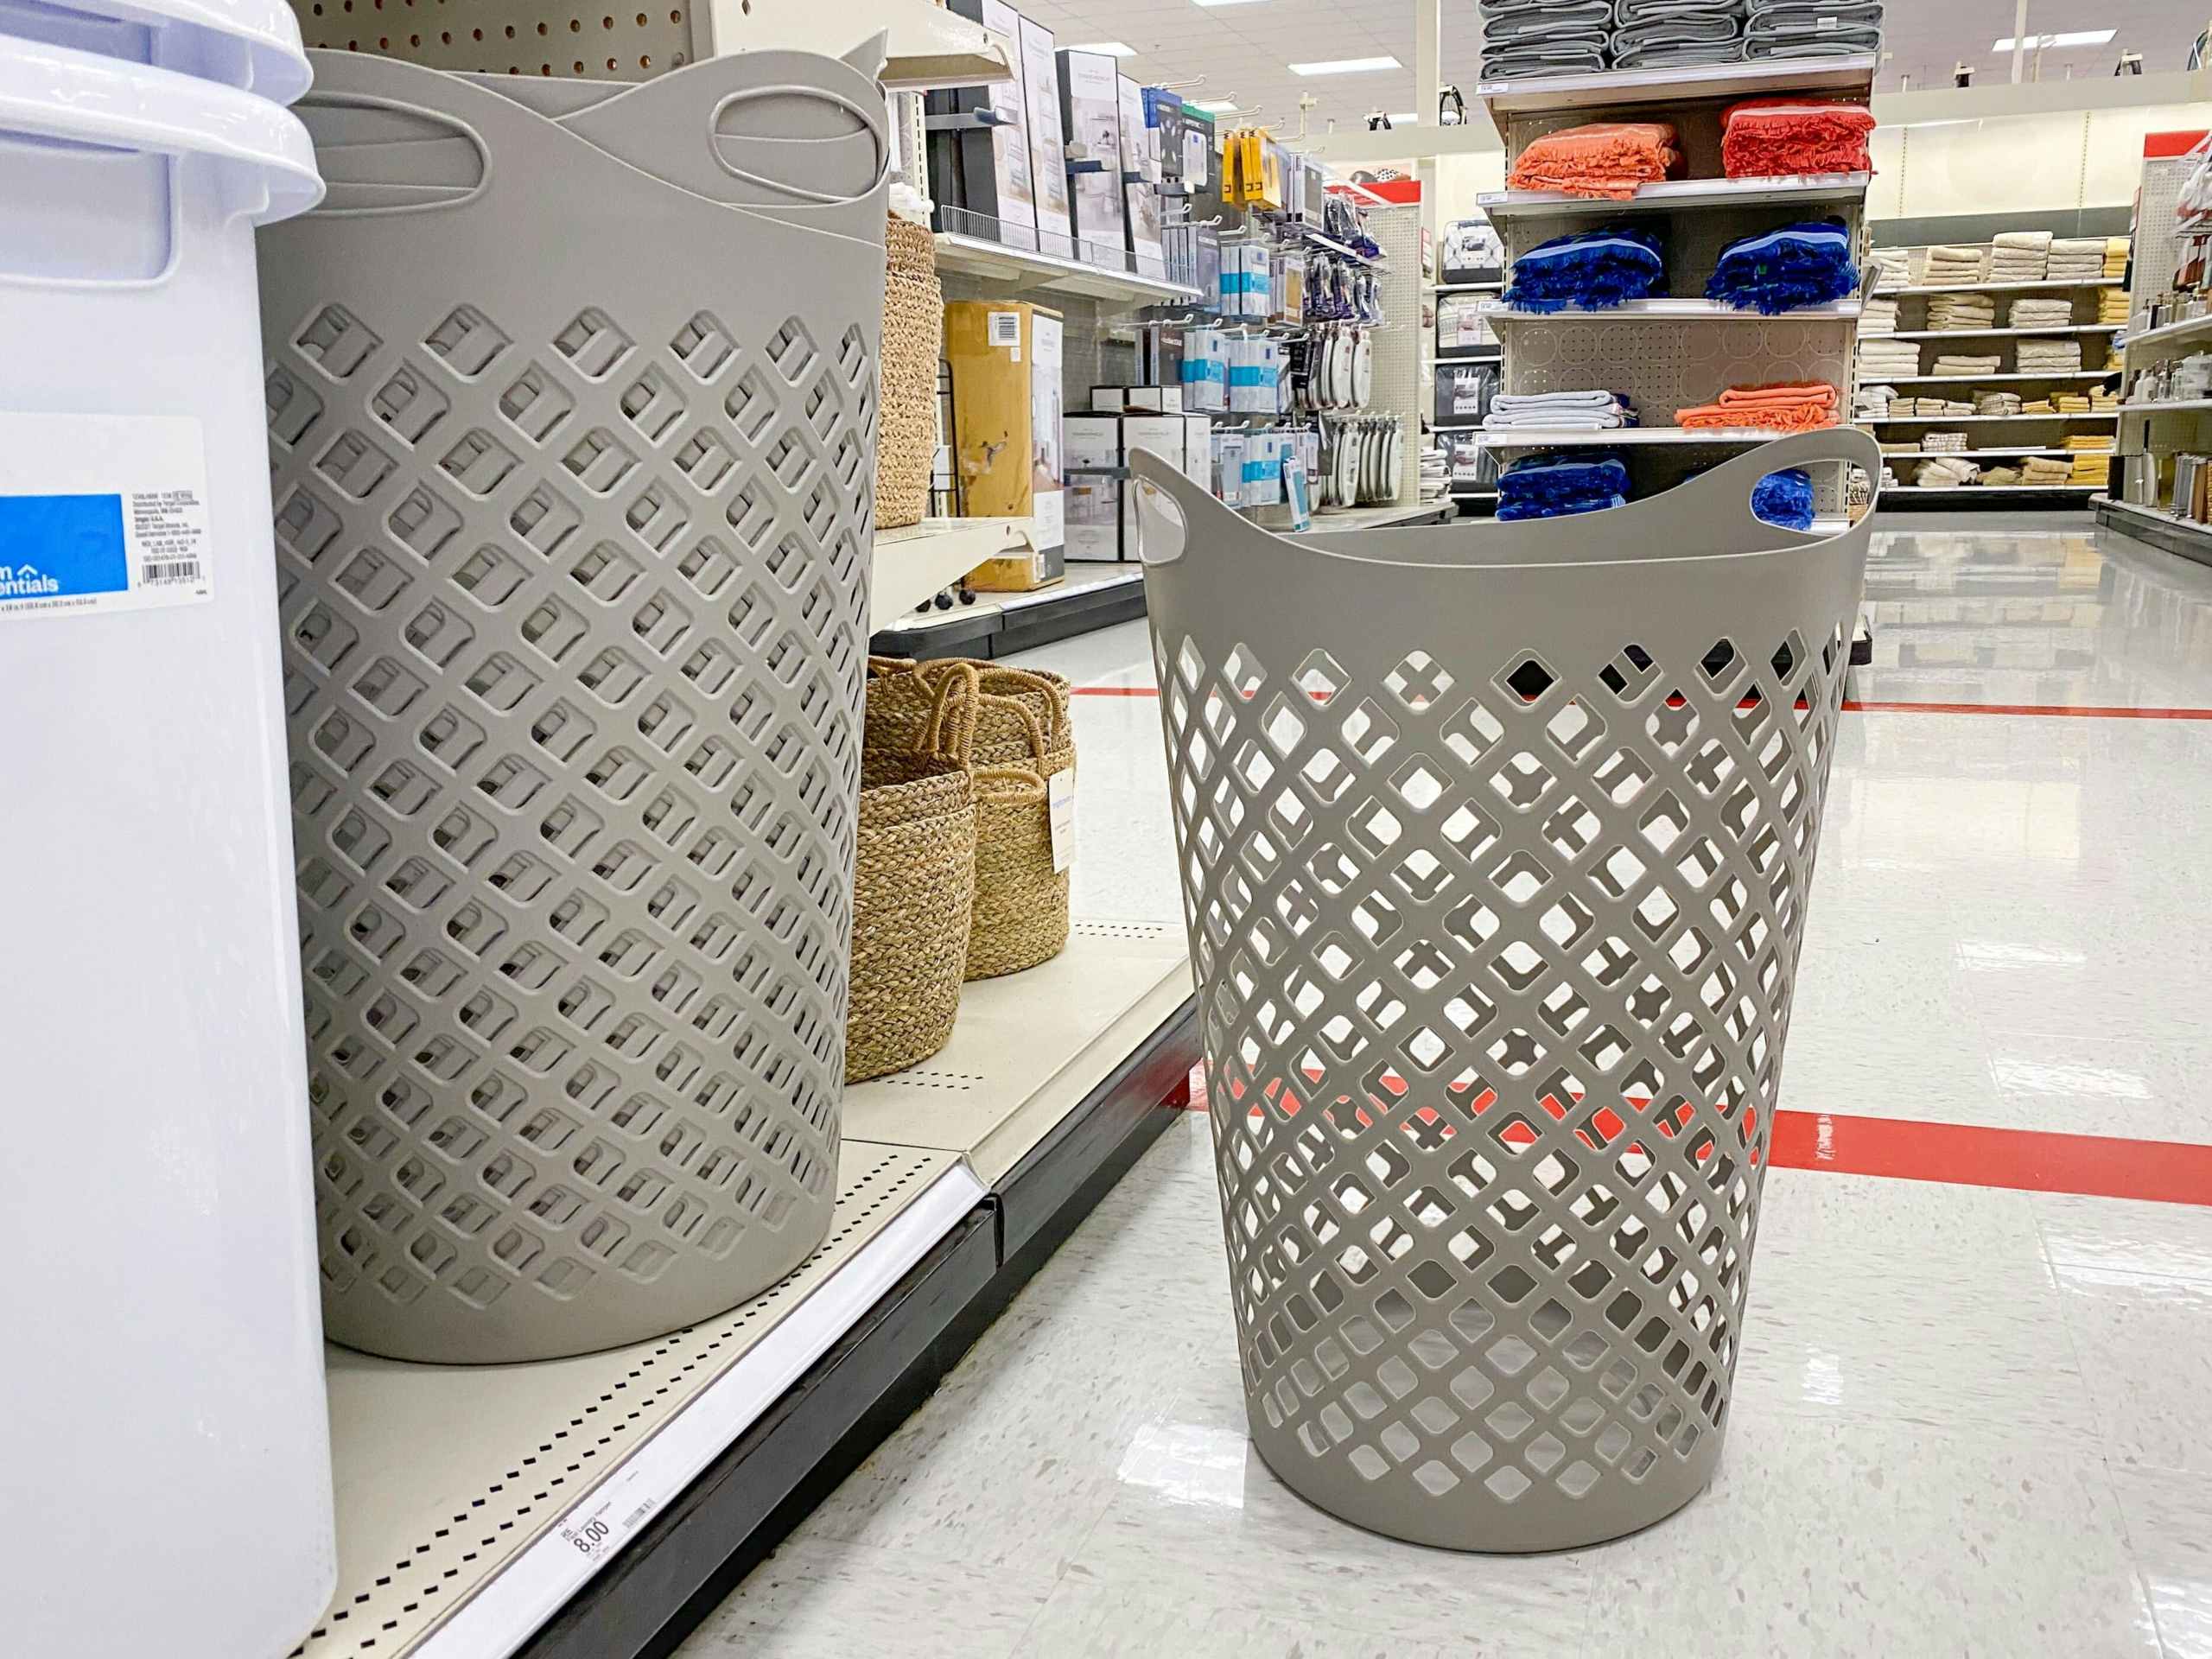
[0,15,331,1659]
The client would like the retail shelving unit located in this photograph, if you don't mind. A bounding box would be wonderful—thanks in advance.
[1856,242,2125,510]
[2101,136,2212,563]
[931,232,1205,306]
[296,923,1199,1659]
[872,518,1038,630]
[1472,55,1875,521]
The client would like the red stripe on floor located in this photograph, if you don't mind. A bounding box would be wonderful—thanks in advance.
[1075,684,2212,722]
[1181,1066,2212,1207]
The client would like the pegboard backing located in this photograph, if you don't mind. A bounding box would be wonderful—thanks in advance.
[289,0,701,79]
[1367,201,1422,505]
[1503,203,1865,302]
[2133,154,2198,324]
[1499,314,1855,427]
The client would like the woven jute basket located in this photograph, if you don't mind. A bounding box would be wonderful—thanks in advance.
[878,214,942,531]
[868,658,1076,774]
[968,690,1070,978]
[847,664,977,1082]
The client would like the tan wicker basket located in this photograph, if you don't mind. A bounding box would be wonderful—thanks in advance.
[846,664,977,1082]
[877,214,942,531]
[868,658,1075,773]
[968,690,1070,978]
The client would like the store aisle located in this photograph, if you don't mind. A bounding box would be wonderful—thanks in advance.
[678,513,2212,1659]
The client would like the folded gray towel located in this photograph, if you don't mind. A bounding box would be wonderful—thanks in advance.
[1746,0,1880,14]
[1483,41,1611,76]
[1745,32,1880,56]
[1614,17,1744,48]
[1615,0,1745,16]
[1614,39,1747,66]
[1486,3,1615,42]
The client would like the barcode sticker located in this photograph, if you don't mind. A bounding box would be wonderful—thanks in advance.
[1048,767,1075,873]
[988,309,1022,349]
[0,413,213,623]
[554,1464,658,1568]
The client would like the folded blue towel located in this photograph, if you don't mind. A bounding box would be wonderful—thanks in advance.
[1505,228,1667,313]
[1705,218,1859,314]
[1751,467,1816,531]
[1497,452,1632,518]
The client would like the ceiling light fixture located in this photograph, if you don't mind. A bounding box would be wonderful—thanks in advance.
[1192,99,1239,112]
[1388,111,1420,124]
[1192,0,1270,7]
[1068,40,1137,57]
[1289,54,1400,76]
[1993,29,2116,50]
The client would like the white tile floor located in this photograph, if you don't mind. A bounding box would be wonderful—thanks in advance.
[678,513,2212,1659]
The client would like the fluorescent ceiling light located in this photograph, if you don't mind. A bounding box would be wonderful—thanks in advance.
[1993,29,2116,50]
[1192,99,1240,112]
[1069,40,1136,56]
[1289,54,1400,76]
[1388,111,1419,123]
[1192,0,1269,7]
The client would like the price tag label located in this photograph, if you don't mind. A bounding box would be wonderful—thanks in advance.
[1048,767,1076,874]
[555,1465,658,1567]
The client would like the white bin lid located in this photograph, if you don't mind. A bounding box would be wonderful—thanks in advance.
[1,0,309,103]
[0,35,322,223]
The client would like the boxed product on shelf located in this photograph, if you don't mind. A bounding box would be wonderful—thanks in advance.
[1144,86,1188,187]
[1118,73,1166,279]
[1057,48,1127,264]
[1227,334,1287,413]
[928,0,1039,250]
[1017,16,1073,256]
[946,300,1066,571]
[1180,325,1228,410]
[1063,411,1125,560]
[1212,428,1248,505]
[1091,385,1184,412]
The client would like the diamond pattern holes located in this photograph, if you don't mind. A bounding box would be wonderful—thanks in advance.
[266,286,879,1361]
[1157,618,1849,1544]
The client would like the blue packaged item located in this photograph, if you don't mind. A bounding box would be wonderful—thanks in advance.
[1706,218,1859,314]
[1496,450,1632,519]
[1503,227,1666,313]
[1751,467,1816,530]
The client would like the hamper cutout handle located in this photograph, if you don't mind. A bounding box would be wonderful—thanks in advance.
[1679,424,1885,544]
[1132,447,1223,565]
[709,80,891,206]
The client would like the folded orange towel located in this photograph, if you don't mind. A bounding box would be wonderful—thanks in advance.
[1508,122,1684,200]
[1675,382,1840,432]
[1720,99,1877,179]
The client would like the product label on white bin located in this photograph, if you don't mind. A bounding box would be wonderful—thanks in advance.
[0,413,213,623]
[1049,766,1076,873]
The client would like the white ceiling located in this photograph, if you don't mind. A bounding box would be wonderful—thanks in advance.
[1013,0,2212,141]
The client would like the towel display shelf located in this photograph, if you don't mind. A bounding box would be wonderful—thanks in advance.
[1861,412,2119,425]
[1878,325,2120,340]
[2124,312,2212,356]
[1476,53,1876,119]
[1875,278,2125,296]
[1479,297,1862,323]
[1477,173,1871,219]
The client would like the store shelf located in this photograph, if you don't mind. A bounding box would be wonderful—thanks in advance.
[1881,372,2114,385]
[1430,279,1503,294]
[1484,297,1861,323]
[2119,398,2212,415]
[1879,324,2120,340]
[1292,225,1385,269]
[931,232,1204,305]
[1476,53,1876,117]
[1880,484,2101,495]
[1449,485,1499,498]
[1873,447,2104,459]
[1874,277,2124,296]
[1478,173,1871,219]
[1435,346,1503,362]
[1309,500,1456,530]
[871,517,1033,631]
[2125,311,2212,354]
[2094,493,2212,567]
[299,922,1198,1659]
[1465,427,1798,448]
[873,563,1146,660]
[1864,411,2118,424]
[707,0,1014,91]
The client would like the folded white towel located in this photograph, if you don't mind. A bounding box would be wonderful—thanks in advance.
[1489,390,1629,414]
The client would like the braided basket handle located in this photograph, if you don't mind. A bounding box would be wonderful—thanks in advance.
[918,660,981,766]
[976,667,1066,753]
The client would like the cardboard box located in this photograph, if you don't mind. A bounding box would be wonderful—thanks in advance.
[1057,49,1127,265]
[926,0,1039,248]
[944,301,1065,554]
[1118,73,1166,280]
[1090,385,1182,413]
[966,543,1065,592]
[1062,412,1123,562]
[1016,17,1072,257]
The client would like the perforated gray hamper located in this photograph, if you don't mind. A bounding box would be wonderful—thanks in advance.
[261,46,890,1363]
[1132,430,1880,1550]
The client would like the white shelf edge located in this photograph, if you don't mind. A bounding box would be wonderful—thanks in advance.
[2125,312,2212,353]
[410,1159,989,1659]
[1880,483,2101,493]
[1860,412,2118,423]
[2097,494,2212,539]
[931,231,1204,305]
[1468,427,1789,448]
[871,517,1033,630]
[1876,325,2121,340]
[1429,280,1504,293]
[1484,297,1860,322]
[1478,173,1870,218]
[1874,277,2125,296]
[2119,398,2212,415]
[1477,53,1875,117]
[1871,448,2107,459]
[1878,372,2114,385]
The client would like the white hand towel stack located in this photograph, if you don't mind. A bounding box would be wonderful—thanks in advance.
[1929,353,2003,376]
[1858,339,1923,378]
[1482,389,1637,431]
[2007,296,2075,328]
[1989,231,2051,282]
[1913,455,1980,487]
[1923,245,1987,284]
[1853,383,1897,420]
[2048,237,2108,282]
[2016,337,2084,373]
[1928,294,1997,330]
[1870,246,1912,289]
[1975,391,2024,416]
[1921,430,1970,454]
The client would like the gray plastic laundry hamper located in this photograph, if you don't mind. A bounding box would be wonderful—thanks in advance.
[261,47,890,1363]
[1131,429,1880,1550]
